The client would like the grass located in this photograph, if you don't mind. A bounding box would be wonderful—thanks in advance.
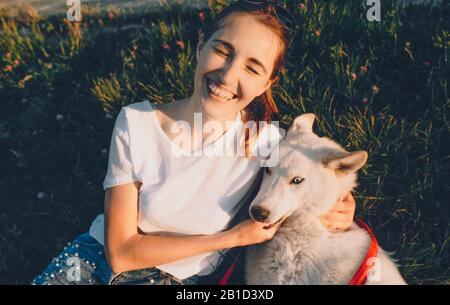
[0,0,448,284]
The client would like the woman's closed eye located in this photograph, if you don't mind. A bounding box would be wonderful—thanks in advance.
[214,47,231,58]
[213,48,260,75]
[246,66,259,75]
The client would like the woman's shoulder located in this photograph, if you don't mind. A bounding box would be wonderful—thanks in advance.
[255,121,286,144]
[116,100,158,130]
[111,100,162,146]
[247,121,286,158]
[121,99,154,115]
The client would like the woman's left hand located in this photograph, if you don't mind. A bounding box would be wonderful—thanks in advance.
[319,191,356,232]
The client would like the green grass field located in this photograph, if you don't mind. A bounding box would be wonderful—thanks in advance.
[0,0,448,284]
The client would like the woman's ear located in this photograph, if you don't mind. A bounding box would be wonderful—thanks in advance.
[196,33,205,60]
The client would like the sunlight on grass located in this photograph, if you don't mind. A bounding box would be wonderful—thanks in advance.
[0,0,448,284]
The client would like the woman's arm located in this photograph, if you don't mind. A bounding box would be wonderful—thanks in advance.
[104,182,280,273]
[104,182,240,273]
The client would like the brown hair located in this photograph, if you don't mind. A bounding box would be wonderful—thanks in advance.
[201,1,291,156]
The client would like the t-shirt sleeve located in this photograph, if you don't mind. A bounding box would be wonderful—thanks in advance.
[102,108,139,190]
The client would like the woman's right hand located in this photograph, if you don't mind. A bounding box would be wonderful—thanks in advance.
[227,217,287,247]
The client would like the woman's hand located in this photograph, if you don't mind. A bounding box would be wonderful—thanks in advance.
[227,216,288,247]
[319,191,356,232]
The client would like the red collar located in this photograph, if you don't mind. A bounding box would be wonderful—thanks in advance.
[348,219,379,285]
[219,219,379,285]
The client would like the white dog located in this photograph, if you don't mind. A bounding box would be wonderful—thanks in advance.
[245,114,406,285]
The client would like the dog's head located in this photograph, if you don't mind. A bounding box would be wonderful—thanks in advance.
[249,113,368,227]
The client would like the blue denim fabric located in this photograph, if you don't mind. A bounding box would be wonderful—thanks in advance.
[31,232,201,285]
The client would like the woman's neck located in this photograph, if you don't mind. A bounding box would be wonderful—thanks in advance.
[157,96,239,153]
[184,95,239,132]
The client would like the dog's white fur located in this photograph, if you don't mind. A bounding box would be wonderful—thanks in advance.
[245,114,406,285]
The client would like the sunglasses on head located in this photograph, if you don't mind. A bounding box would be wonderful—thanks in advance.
[237,0,296,32]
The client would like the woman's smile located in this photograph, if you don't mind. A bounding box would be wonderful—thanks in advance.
[204,76,239,104]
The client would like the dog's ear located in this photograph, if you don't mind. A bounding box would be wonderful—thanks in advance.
[289,113,315,133]
[323,151,368,175]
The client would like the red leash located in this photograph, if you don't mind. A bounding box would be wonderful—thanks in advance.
[218,219,379,285]
[218,249,243,285]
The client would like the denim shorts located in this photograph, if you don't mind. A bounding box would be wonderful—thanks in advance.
[31,232,202,285]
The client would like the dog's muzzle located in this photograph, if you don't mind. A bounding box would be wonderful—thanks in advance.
[250,206,270,222]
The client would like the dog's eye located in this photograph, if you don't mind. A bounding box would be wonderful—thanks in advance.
[290,177,304,185]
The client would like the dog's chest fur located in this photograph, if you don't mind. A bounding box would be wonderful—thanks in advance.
[245,216,371,284]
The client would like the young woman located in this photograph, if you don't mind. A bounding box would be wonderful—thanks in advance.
[32,0,356,285]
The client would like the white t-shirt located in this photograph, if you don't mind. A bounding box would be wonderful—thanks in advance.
[89,100,283,280]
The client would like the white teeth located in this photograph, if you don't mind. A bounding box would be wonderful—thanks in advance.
[207,79,235,100]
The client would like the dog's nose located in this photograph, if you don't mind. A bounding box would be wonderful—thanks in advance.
[250,206,270,222]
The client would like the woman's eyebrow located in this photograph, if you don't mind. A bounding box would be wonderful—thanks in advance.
[212,39,268,75]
